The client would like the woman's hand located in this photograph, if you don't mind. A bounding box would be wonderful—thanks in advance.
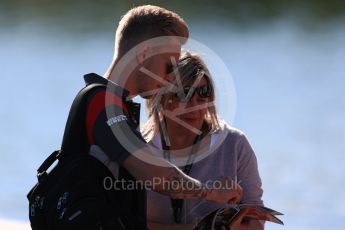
[229,209,264,230]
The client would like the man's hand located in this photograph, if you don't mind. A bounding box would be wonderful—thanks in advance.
[123,151,242,204]
[205,176,243,204]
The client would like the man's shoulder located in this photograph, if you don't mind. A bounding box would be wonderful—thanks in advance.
[83,73,128,100]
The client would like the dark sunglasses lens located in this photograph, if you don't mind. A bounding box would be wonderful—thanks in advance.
[198,85,212,98]
[174,87,192,100]
[175,86,211,100]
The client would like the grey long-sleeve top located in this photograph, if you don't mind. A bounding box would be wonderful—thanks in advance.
[146,122,264,224]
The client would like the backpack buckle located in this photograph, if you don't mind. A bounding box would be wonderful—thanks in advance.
[37,150,61,183]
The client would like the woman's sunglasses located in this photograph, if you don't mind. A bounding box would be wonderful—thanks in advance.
[175,85,212,101]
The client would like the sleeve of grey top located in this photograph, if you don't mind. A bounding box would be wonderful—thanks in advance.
[236,133,264,205]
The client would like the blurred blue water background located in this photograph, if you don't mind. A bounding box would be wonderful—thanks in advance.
[1,1,345,229]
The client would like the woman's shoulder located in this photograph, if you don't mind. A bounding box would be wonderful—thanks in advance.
[208,120,249,153]
[214,120,246,140]
[213,121,256,161]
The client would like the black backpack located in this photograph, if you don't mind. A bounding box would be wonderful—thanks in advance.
[27,82,146,230]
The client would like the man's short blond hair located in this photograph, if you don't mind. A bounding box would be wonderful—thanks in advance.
[115,5,189,57]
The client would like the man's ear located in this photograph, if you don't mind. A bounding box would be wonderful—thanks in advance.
[136,43,151,65]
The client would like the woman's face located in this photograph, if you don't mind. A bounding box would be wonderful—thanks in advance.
[163,77,211,133]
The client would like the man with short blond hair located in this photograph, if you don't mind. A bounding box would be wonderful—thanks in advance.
[57,5,242,230]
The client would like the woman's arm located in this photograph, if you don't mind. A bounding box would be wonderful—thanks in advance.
[235,134,265,229]
[236,134,264,205]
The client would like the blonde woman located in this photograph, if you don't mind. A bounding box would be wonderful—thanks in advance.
[143,52,264,229]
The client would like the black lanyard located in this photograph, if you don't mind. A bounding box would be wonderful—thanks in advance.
[160,127,205,224]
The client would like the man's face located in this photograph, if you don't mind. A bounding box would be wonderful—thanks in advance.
[137,39,181,99]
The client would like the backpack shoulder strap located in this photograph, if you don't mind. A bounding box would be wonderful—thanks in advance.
[36,83,107,183]
[60,83,106,157]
